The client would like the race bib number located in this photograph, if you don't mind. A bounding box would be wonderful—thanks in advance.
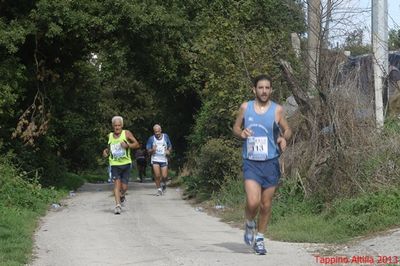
[110,143,125,159]
[155,144,166,156]
[247,136,268,160]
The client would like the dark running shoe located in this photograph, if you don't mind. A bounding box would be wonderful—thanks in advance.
[161,182,166,193]
[253,238,267,255]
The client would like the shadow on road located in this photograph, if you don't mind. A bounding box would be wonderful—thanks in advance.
[214,242,253,254]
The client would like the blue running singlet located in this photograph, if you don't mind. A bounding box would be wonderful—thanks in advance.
[242,100,281,161]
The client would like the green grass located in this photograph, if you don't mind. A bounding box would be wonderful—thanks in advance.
[0,192,65,266]
[0,158,65,265]
[268,188,400,243]
[268,214,350,243]
[0,207,40,266]
[384,116,400,135]
[208,177,400,244]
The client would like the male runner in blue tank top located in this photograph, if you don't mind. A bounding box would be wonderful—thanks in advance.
[233,74,292,255]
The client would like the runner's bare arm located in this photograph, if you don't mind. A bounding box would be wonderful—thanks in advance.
[166,146,172,156]
[147,148,155,155]
[233,102,252,139]
[276,105,291,141]
[124,130,140,149]
[276,105,292,151]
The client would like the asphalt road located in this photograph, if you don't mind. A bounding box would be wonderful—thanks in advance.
[30,181,319,266]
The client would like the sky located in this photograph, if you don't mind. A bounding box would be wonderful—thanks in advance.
[326,0,400,45]
[358,0,400,30]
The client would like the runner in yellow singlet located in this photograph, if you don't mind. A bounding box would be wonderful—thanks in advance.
[103,116,139,214]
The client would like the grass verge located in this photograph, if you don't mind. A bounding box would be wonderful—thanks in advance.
[0,158,77,265]
[0,207,43,266]
[205,178,400,244]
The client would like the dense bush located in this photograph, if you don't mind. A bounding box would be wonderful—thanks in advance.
[212,177,245,207]
[0,154,64,265]
[282,80,400,202]
[184,138,242,200]
[80,172,108,183]
[0,157,61,211]
[54,172,85,190]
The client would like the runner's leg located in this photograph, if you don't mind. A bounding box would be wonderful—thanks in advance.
[152,163,161,189]
[244,179,262,220]
[161,165,168,191]
[114,179,122,205]
[257,186,276,233]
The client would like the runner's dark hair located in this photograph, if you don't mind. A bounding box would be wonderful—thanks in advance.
[253,74,272,87]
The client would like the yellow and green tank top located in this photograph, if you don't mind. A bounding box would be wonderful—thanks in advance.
[108,130,132,166]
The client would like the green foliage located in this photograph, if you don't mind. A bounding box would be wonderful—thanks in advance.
[273,181,322,218]
[188,98,242,149]
[0,0,109,183]
[0,0,306,187]
[384,116,400,135]
[183,138,241,200]
[389,29,400,50]
[212,177,245,208]
[14,135,69,187]
[0,17,33,54]
[356,144,400,188]
[195,138,241,185]
[0,158,61,211]
[274,186,400,242]
[183,0,305,197]
[0,56,27,146]
[342,28,372,56]
[0,156,63,265]
[181,175,212,202]
[185,0,303,152]
[0,58,26,116]
[214,169,400,243]
[54,172,85,190]
[80,172,107,183]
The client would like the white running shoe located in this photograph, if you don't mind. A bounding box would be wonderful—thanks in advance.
[114,204,122,214]
[156,188,163,196]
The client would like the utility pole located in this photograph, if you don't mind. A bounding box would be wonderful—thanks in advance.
[322,0,333,49]
[372,0,388,128]
[307,0,321,91]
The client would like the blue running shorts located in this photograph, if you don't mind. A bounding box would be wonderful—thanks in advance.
[243,157,281,189]
[151,161,168,168]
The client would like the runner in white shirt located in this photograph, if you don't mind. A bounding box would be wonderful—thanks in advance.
[146,124,172,196]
